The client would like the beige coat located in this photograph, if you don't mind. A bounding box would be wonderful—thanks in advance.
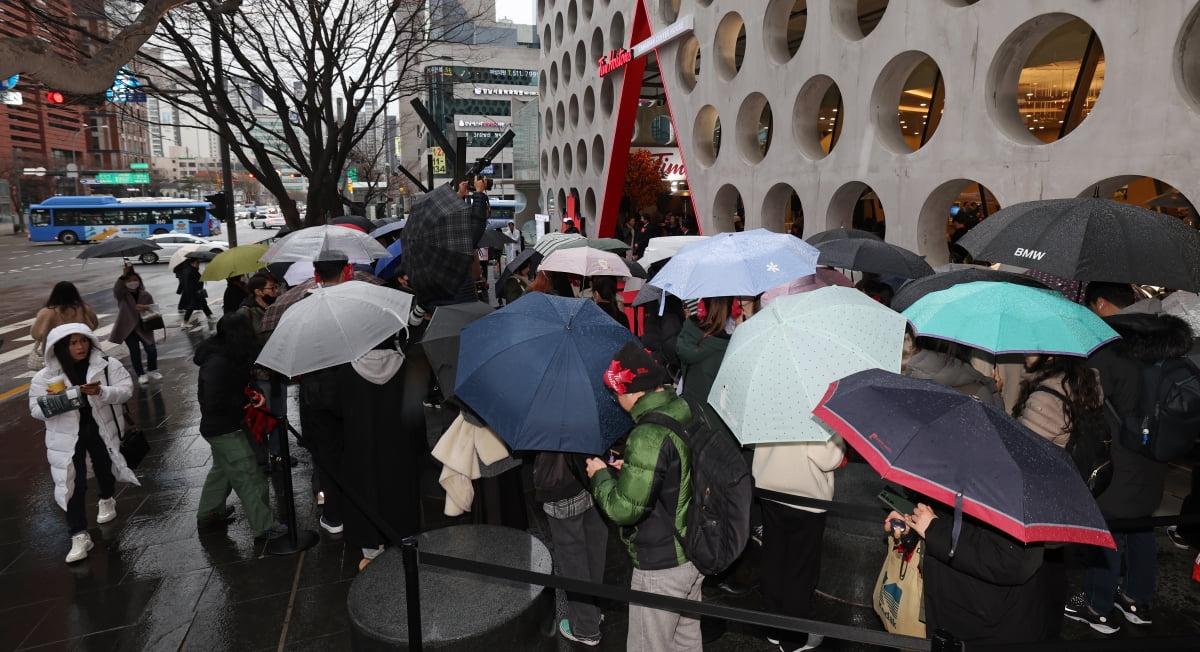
[30,304,99,353]
[752,435,846,513]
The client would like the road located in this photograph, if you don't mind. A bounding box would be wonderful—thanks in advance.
[0,221,277,402]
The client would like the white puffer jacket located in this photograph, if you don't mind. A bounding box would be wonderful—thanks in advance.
[28,323,140,511]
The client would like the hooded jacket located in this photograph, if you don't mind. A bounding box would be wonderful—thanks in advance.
[28,323,140,510]
[905,348,1003,408]
[1090,311,1192,518]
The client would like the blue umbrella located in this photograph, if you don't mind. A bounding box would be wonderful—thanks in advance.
[369,219,406,239]
[455,293,639,454]
[649,228,820,300]
[373,239,404,279]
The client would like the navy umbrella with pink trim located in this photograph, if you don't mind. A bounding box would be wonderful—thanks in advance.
[813,368,1115,549]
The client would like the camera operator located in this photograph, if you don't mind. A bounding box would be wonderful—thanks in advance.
[458,174,492,249]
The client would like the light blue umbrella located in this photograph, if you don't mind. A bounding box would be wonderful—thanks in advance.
[649,229,820,300]
[902,281,1120,356]
[708,286,907,444]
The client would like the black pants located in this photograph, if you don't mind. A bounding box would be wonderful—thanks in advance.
[760,501,827,649]
[124,331,157,375]
[66,422,116,534]
[183,304,213,321]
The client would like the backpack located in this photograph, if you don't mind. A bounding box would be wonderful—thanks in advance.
[640,399,752,576]
[1032,386,1112,496]
[1111,356,1200,463]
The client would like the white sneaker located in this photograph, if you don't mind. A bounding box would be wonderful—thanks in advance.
[66,531,93,563]
[138,374,149,384]
[97,497,117,524]
[148,370,163,380]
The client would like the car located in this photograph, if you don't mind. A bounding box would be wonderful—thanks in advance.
[138,233,229,265]
[250,214,287,229]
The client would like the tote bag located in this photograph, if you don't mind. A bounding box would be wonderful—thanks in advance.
[872,536,925,638]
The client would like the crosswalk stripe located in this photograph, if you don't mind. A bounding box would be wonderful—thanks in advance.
[0,318,36,337]
[0,324,115,366]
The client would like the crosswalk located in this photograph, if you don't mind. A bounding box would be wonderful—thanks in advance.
[0,313,120,369]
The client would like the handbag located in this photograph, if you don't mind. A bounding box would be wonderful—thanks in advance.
[103,365,151,470]
[141,310,166,333]
[26,345,44,372]
[872,535,925,638]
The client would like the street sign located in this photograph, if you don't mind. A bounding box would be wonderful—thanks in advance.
[106,67,145,103]
[22,167,46,176]
[95,171,150,184]
[80,179,100,184]
[0,74,17,91]
[1,91,21,106]
[129,163,149,170]
[346,168,358,182]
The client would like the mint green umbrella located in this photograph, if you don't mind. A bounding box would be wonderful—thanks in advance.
[903,281,1119,356]
[708,286,906,444]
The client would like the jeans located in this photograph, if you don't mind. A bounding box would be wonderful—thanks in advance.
[66,421,116,534]
[628,561,704,652]
[1083,529,1157,611]
[546,504,607,638]
[197,430,277,535]
[124,332,157,376]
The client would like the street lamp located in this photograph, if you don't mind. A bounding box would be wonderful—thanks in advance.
[72,123,109,195]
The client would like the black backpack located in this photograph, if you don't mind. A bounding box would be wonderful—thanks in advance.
[1032,386,1112,496]
[1111,356,1200,462]
[640,399,752,576]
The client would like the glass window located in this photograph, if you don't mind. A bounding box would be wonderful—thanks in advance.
[54,209,81,226]
[31,209,51,226]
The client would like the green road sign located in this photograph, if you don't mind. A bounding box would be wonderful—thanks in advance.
[346,168,358,183]
[129,163,149,170]
[96,171,150,184]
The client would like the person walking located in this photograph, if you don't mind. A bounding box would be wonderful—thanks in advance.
[29,323,140,563]
[109,269,160,385]
[177,258,213,330]
[30,282,99,369]
[194,313,286,539]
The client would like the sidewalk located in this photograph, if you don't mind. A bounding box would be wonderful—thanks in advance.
[0,324,1197,650]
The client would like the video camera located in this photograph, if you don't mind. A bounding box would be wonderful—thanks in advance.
[461,128,515,191]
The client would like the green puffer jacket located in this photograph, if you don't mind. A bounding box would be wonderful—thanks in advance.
[591,388,693,570]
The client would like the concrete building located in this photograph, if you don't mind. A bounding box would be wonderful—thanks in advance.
[538,0,1200,264]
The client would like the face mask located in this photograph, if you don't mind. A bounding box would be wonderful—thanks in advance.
[261,293,277,306]
[125,281,140,290]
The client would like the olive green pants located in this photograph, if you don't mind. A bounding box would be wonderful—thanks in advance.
[197,430,277,535]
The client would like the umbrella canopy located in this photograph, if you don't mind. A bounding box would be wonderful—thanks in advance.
[369,220,406,240]
[373,239,405,280]
[631,283,663,307]
[562,237,631,253]
[708,286,906,444]
[420,301,494,402]
[497,248,541,292]
[650,229,821,300]
[956,198,1200,290]
[255,281,413,377]
[455,294,639,454]
[200,243,270,281]
[813,368,1116,548]
[400,184,476,301]
[539,246,631,277]
[261,225,390,263]
[331,215,376,232]
[76,237,161,260]
[638,235,709,267]
[169,243,205,271]
[185,249,218,262]
[805,226,883,246]
[903,281,1120,356]
[891,267,1050,312]
[759,268,855,308]
[626,260,648,279]
[477,228,513,249]
[533,232,586,256]
[815,238,935,279]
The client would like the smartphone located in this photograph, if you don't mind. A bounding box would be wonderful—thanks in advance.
[878,487,917,516]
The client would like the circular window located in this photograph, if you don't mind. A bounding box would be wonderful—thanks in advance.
[793,75,843,159]
[601,75,615,117]
[562,50,572,85]
[650,115,674,145]
[549,61,559,93]
[693,106,723,167]
[558,189,568,221]
[582,0,592,20]
[920,179,1002,265]
[584,188,598,220]
[563,144,574,175]
[766,1,807,64]
[552,147,561,177]
[830,182,886,236]
[611,12,626,50]
[575,42,586,78]
[541,151,549,177]
[554,12,564,45]
[987,14,1105,145]
[544,107,554,134]
[872,52,944,153]
[736,93,773,163]
[556,102,566,132]
[677,35,702,92]
[712,184,744,232]
[762,183,804,234]
[715,13,747,81]
[576,140,588,172]
[568,0,578,35]
[592,134,606,171]
[662,0,681,23]
[584,86,596,122]
[569,94,580,127]
[831,0,889,41]
[538,73,547,98]
[590,27,605,64]
[543,25,552,54]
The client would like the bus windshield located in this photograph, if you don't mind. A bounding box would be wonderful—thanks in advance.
[27,196,220,244]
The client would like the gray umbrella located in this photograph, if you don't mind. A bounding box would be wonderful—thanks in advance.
[805,226,884,246]
[957,198,1200,291]
[891,267,1050,313]
[815,238,934,279]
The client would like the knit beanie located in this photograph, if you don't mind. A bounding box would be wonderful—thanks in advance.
[603,341,668,395]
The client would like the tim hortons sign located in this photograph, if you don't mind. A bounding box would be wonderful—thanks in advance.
[598,48,634,77]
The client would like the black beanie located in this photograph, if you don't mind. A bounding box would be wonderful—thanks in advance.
[603,341,668,395]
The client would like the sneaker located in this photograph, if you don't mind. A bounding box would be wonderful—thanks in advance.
[779,634,824,652]
[320,516,344,534]
[1167,525,1193,550]
[65,531,93,563]
[557,619,600,647]
[1064,593,1121,634]
[1115,589,1153,625]
[257,523,289,540]
[96,497,117,524]
[148,370,163,380]
[197,505,236,530]
[138,374,149,384]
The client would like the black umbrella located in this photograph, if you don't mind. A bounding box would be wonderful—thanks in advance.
[419,301,494,402]
[626,260,648,279]
[957,198,1200,290]
[805,226,883,246]
[891,267,1050,312]
[477,228,512,249]
[75,238,161,260]
[184,249,219,262]
[497,248,541,293]
[815,238,934,279]
[400,185,476,302]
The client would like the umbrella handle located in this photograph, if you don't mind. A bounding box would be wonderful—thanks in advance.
[949,492,964,559]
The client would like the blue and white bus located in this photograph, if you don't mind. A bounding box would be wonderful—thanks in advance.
[27,196,221,244]
[486,199,519,229]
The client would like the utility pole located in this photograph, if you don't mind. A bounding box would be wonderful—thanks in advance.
[212,19,238,246]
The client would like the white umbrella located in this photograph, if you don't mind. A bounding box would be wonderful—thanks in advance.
[255,281,414,377]
[169,243,204,271]
[539,246,631,277]
[260,225,391,263]
[638,235,709,267]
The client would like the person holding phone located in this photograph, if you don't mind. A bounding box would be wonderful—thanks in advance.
[29,323,140,564]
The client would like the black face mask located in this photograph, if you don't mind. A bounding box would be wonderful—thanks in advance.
[260,293,277,306]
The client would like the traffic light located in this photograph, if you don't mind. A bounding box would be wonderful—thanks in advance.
[46,91,65,104]
[204,192,227,222]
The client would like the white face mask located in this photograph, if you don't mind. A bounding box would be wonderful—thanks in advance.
[125,281,140,290]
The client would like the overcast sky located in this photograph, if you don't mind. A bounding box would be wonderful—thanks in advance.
[495,0,535,24]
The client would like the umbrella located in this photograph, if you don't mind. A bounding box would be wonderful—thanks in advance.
[626,260,648,279]
[331,215,376,232]
[638,235,709,267]
[707,286,906,444]
[454,293,639,454]
[805,226,884,246]
[1143,192,1194,209]
[420,301,494,402]
[903,281,1120,356]
[200,243,270,281]
[369,220,407,239]
[812,368,1116,549]
[815,238,935,279]
[261,224,391,263]
[169,243,205,271]
[255,281,414,377]
[890,267,1050,312]
[562,237,631,253]
[75,237,161,260]
[497,248,541,293]
[1022,268,1086,303]
[631,283,663,307]
[400,184,476,301]
[649,229,820,300]
[759,268,855,308]
[539,246,631,277]
[956,198,1200,290]
[533,232,586,256]
[185,249,218,262]
[374,239,405,280]
[477,228,513,249]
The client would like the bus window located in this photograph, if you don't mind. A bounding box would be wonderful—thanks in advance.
[55,209,81,226]
[30,209,51,227]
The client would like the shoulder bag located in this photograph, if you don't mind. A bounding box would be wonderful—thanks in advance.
[872,535,925,638]
[103,364,150,469]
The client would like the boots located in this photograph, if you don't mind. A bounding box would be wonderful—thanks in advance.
[66,531,93,563]
[97,497,117,524]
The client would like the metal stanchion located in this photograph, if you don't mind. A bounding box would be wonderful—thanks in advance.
[266,377,317,555]
[402,537,423,652]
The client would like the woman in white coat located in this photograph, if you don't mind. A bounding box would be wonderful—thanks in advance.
[29,323,140,563]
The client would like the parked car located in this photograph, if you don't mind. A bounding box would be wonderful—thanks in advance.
[138,233,229,265]
[250,214,287,229]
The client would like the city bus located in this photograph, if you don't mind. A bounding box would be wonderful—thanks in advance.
[486,199,519,229]
[27,196,221,244]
